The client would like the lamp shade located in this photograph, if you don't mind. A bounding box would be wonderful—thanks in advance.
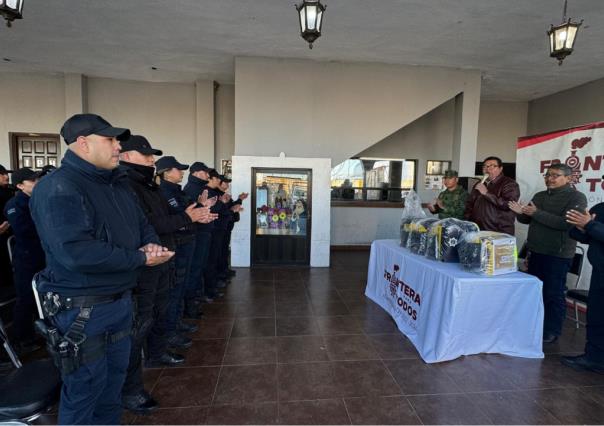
[548,19,581,64]
[295,0,326,49]
[0,0,24,27]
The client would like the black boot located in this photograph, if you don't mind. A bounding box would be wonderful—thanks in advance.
[122,390,159,415]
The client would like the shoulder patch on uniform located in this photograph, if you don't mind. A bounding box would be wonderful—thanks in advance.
[6,208,16,215]
[168,198,178,208]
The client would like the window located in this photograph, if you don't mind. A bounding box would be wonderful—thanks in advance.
[331,158,416,202]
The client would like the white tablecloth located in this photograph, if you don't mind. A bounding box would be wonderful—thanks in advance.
[365,239,544,363]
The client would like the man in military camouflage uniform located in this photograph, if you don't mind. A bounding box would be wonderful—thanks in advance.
[428,170,467,219]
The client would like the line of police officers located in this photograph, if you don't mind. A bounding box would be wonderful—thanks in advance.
[1,114,245,424]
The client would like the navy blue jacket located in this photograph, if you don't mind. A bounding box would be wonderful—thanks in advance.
[4,191,45,270]
[183,174,213,232]
[158,179,195,245]
[30,150,159,296]
[205,186,233,231]
[570,203,604,271]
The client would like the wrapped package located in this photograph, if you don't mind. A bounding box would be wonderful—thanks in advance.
[407,218,439,255]
[458,231,518,276]
[425,219,480,262]
[400,190,426,247]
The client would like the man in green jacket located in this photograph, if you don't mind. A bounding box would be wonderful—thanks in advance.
[428,170,467,220]
[509,163,587,344]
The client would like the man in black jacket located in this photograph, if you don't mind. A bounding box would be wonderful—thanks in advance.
[119,136,215,414]
[30,114,174,424]
[4,168,44,353]
[509,163,587,343]
[183,161,216,310]
[563,201,604,372]
[219,175,246,280]
[0,164,14,289]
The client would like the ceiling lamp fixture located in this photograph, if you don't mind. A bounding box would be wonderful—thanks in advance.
[0,0,24,27]
[295,0,326,49]
[547,0,583,65]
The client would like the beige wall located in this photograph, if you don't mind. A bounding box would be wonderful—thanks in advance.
[357,99,455,201]
[477,101,528,162]
[87,77,199,165]
[235,57,482,175]
[0,72,66,168]
[528,77,604,135]
[215,83,235,169]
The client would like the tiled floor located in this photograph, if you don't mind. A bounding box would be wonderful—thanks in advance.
[36,251,604,424]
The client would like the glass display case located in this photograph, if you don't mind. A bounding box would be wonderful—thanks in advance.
[252,168,311,264]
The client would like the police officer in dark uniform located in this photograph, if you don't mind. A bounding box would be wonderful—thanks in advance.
[4,168,44,352]
[30,114,174,425]
[204,169,234,297]
[0,164,15,289]
[156,156,199,349]
[219,175,246,281]
[119,136,216,414]
[183,162,216,308]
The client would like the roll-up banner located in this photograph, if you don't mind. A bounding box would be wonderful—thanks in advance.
[517,122,604,289]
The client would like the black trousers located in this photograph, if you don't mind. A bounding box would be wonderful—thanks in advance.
[12,261,42,343]
[586,266,604,362]
[122,264,171,396]
[218,229,233,277]
[204,229,226,297]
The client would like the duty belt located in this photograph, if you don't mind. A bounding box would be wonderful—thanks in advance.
[42,291,129,317]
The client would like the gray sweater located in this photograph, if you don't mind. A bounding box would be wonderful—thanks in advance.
[517,185,587,259]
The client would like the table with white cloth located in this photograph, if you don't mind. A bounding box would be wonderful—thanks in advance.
[365,239,544,363]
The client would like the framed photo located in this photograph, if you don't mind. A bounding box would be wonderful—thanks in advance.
[35,156,46,168]
[221,159,232,179]
[22,156,33,168]
[426,160,451,176]
[47,141,58,154]
[34,141,46,154]
[21,140,32,153]
[47,156,58,167]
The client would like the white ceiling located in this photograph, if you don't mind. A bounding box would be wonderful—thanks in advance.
[1,0,603,101]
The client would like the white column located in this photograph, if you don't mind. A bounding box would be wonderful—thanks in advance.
[64,73,87,118]
[195,80,215,166]
[452,72,482,176]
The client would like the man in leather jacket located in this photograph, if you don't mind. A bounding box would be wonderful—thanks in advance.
[464,156,520,235]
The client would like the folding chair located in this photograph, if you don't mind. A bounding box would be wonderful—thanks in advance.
[0,277,61,424]
[565,246,586,329]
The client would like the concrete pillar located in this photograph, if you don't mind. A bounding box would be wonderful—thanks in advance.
[451,73,481,176]
[195,80,215,166]
[64,73,87,118]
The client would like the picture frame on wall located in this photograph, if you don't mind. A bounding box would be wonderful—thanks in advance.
[22,156,33,168]
[221,159,232,179]
[35,156,46,169]
[34,141,46,154]
[48,156,58,167]
[47,141,58,154]
[426,160,451,176]
[21,140,32,153]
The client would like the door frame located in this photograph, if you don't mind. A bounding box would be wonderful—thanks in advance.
[250,167,313,266]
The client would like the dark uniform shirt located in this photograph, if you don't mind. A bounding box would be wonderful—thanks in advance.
[4,190,45,269]
[30,150,159,296]
[158,179,196,245]
[434,185,468,220]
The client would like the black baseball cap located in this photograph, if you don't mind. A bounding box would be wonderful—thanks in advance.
[0,164,12,174]
[120,135,163,156]
[220,175,232,183]
[190,162,210,173]
[12,168,40,185]
[155,156,189,173]
[208,169,221,180]
[38,165,57,178]
[60,114,130,144]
